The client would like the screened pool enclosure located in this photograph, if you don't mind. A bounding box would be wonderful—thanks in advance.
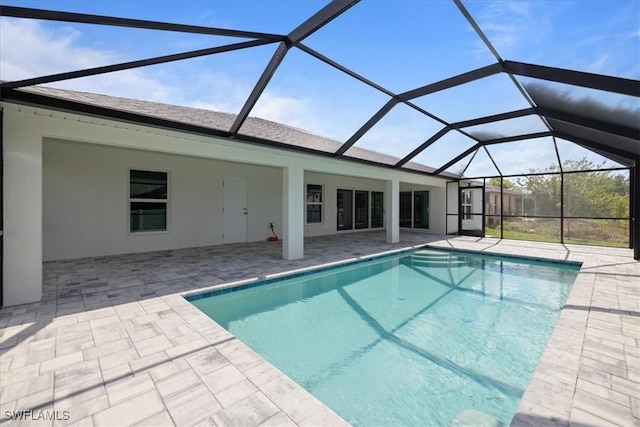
[1,0,638,258]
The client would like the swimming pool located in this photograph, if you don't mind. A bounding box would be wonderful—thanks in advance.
[187,248,580,426]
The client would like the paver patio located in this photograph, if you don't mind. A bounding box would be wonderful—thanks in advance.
[0,232,638,426]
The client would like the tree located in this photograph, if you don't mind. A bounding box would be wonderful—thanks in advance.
[488,177,514,189]
[521,158,629,219]
[518,174,560,216]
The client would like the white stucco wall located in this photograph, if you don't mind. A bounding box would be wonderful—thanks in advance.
[3,109,43,305]
[43,139,283,261]
[429,186,446,234]
[447,181,459,234]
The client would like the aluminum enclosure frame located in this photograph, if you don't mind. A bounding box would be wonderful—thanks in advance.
[1,1,638,258]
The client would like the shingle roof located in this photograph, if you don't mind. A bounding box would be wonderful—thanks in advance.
[16,85,439,174]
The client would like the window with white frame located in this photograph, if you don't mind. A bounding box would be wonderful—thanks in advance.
[306,184,323,224]
[129,169,168,232]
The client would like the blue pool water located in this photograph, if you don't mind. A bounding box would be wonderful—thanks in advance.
[188,249,580,426]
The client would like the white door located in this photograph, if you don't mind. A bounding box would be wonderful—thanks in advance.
[223,176,247,243]
[460,187,484,236]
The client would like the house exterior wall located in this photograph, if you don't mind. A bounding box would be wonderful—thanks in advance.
[486,190,519,227]
[486,190,518,216]
[2,102,448,305]
[43,139,283,261]
[504,194,517,215]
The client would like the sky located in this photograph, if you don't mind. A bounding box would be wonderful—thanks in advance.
[1,0,638,177]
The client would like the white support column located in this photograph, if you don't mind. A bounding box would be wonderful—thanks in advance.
[3,110,43,306]
[386,179,400,244]
[282,165,304,260]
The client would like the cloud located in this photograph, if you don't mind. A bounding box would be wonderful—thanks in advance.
[0,17,330,134]
[587,55,609,74]
[0,18,101,75]
[0,17,179,101]
[251,92,315,128]
[473,2,530,51]
[470,1,552,59]
[1,18,111,77]
[181,71,252,113]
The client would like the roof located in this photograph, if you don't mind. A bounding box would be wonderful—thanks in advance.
[9,84,439,175]
[1,2,638,179]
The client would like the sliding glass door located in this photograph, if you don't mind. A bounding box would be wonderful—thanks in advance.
[354,191,369,229]
[414,191,429,228]
[400,191,412,228]
[400,190,430,229]
[337,189,353,231]
[371,191,383,228]
[337,189,383,231]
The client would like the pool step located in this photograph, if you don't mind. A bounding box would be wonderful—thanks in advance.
[404,260,467,269]
[413,250,453,258]
[402,255,468,269]
[407,251,475,269]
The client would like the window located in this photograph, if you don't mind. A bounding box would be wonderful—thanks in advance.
[129,170,168,232]
[306,184,323,224]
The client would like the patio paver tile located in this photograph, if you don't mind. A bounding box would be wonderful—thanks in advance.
[211,392,279,427]
[576,378,630,407]
[132,410,175,427]
[573,389,634,426]
[132,334,173,358]
[163,384,221,427]
[105,373,155,405]
[214,379,259,409]
[569,407,619,427]
[258,412,297,427]
[201,364,246,395]
[83,338,132,361]
[92,390,164,427]
[0,372,53,404]
[185,347,230,377]
[40,351,84,374]
[55,395,109,427]
[53,360,102,390]
[155,367,200,399]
